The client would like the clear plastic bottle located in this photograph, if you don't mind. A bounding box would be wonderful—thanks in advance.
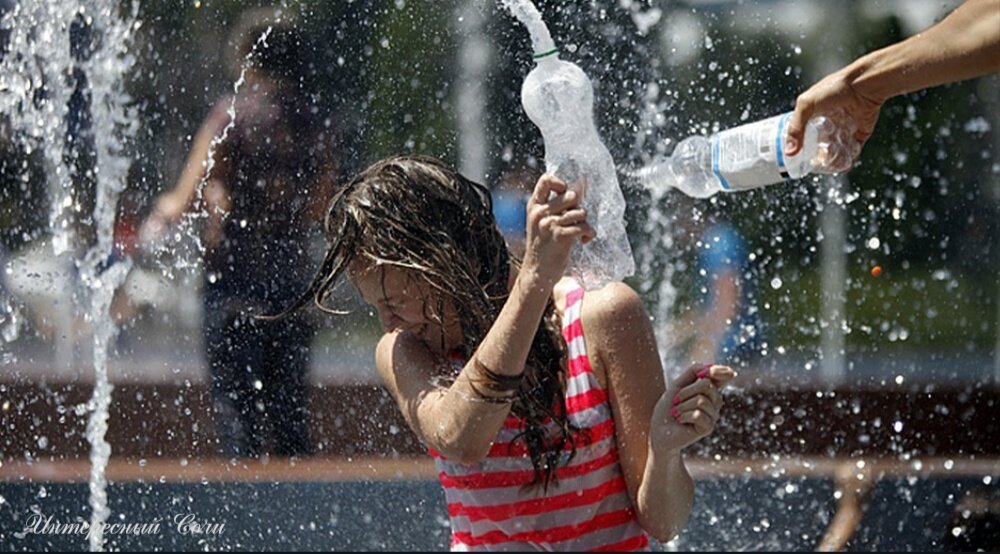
[520,49,636,288]
[637,112,858,198]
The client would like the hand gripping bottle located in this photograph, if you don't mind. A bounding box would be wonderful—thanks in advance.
[636,111,860,198]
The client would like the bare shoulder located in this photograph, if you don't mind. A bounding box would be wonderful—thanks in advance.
[578,282,653,386]
[374,332,400,383]
[374,330,428,384]
[579,281,648,332]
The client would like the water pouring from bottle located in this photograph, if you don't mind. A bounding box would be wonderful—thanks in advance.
[634,111,862,198]
[501,0,635,289]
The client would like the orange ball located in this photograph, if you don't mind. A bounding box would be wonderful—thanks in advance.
[870,265,883,277]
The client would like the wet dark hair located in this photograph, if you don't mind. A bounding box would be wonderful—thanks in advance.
[280,154,575,487]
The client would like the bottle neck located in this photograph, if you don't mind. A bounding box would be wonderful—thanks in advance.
[533,47,560,64]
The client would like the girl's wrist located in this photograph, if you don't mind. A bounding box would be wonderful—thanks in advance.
[154,195,184,222]
[649,433,684,460]
[515,259,557,295]
[647,439,686,477]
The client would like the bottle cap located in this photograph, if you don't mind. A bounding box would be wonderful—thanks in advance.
[532,47,559,60]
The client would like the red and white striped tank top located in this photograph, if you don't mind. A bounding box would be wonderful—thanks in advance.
[430,281,650,551]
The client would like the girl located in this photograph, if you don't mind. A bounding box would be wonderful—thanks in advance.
[280,155,734,551]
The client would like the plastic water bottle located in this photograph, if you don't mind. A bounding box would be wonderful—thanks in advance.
[636,112,858,198]
[519,46,636,288]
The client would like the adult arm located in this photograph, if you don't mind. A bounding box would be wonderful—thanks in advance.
[155,105,231,221]
[786,0,1000,156]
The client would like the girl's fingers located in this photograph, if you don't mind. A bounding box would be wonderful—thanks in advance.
[671,363,711,390]
[553,221,596,243]
[675,408,716,435]
[706,364,737,388]
[673,394,721,421]
[542,189,581,215]
[531,175,568,205]
[676,378,721,406]
[553,208,587,226]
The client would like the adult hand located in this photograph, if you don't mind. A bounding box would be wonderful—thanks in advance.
[784,66,886,172]
[521,175,596,291]
[649,363,736,455]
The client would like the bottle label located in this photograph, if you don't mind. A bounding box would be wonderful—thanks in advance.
[711,113,792,191]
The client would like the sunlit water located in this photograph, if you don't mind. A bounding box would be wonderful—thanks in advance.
[0,0,996,551]
[2,0,138,549]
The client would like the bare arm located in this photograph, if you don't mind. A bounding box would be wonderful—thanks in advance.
[585,283,735,543]
[376,176,595,464]
[139,105,231,245]
[852,0,1000,101]
[786,0,1000,156]
[376,270,553,463]
[156,107,231,221]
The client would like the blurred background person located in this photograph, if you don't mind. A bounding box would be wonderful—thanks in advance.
[672,204,762,371]
[491,162,536,258]
[141,9,338,458]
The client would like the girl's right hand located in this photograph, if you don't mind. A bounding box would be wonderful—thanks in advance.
[521,175,596,290]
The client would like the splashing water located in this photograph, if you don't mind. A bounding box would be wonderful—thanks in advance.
[0,2,76,256]
[1,1,139,550]
[188,26,273,219]
[498,0,555,55]
[499,0,675,363]
[501,0,636,287]
[77,1,140,550]
[147,26,274,271]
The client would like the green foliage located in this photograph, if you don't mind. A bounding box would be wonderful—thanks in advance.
[365,1,458,161]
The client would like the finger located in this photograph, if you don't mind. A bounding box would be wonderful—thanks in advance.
[553,221,596,243]
[553,208,588,227]
[673,394,720,421]
[531,175,568,205]
[676,377,718,405]
[670,362,712,391]
[541,189,580,216]
[785,94,816,157]
[676,408,716,435]
[706,364,737,388]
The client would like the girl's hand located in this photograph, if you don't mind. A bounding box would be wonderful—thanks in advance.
[520,175,596,290]
[649,363,736,455]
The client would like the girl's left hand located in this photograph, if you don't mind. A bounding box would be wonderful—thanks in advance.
[649,363,736,454]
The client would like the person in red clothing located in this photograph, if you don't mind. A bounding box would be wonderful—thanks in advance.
[279,155,734,550]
